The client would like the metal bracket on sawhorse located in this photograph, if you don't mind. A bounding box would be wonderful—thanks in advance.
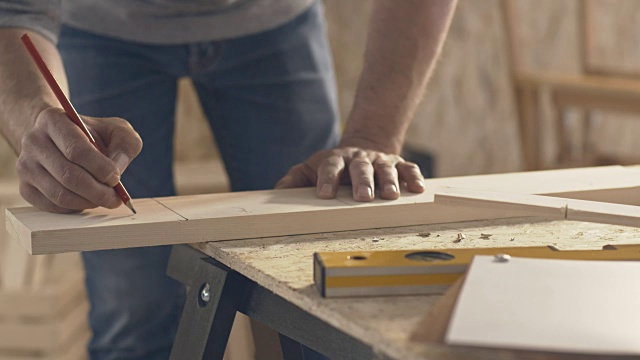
[167,245,376,360]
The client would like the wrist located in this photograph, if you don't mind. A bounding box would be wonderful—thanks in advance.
[339,130,403,155]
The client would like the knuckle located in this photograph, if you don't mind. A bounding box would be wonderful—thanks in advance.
[321,157,343,171]
[321,157,338,166]
[15,158,29,176]
[350,158,370,167]
[290,163,305,174]
[404,161,420,170]
[113,117,130,127]
[375,162,396,172]
[380,177,397,185]
[133,133,143,153]
[353,150,368,158]
[322,172,339,183]
[94,193,109,207]
[18,183,33,201]
[21,131,40,149]
[59,166,81,188]
[52,187,72,206]
[62,141,83,162]
[36,107,60,123]
[354,173,374,184]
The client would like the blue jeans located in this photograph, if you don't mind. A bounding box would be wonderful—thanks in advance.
[57,2,339,359]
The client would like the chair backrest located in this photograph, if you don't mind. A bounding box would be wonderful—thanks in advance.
[501,0,591,76]
[581,0,640,78]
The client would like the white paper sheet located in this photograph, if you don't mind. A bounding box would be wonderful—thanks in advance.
[445,255,640,355]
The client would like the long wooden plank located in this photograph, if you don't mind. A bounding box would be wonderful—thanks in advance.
[7,166,640,255]
[434,187,567,219]
[434,187,640,229]
[6,198,186,254]
[567,200,640,228]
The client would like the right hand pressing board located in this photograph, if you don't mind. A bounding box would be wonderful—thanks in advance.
[16,107,142,213]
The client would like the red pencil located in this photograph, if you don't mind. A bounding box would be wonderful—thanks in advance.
[20,34,137,214]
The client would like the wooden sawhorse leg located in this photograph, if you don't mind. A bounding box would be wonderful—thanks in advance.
[168,245,242,359]
[166,245,375,360]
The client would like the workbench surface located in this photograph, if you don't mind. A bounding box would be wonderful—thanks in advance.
[193,217,640,359]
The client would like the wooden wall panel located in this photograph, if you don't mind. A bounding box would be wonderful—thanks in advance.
[325,0,522,177]
[0,1,639,179]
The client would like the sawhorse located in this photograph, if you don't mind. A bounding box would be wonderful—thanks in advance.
[167,245,376,359]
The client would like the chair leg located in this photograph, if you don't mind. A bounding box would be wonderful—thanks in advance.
[581,110,593,162]
[517,86,540,170]
[553,98,570,166]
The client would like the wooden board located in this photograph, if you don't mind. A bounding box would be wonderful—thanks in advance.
[567,200,640,228]
[435,187,568,219]
[409,276,465,344]
[7,166,640,255]
[446,256,640,355]
[194,217,640,360]
[434,187,640,228]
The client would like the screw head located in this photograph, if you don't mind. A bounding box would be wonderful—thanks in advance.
[494,253,511,263]
[200,283,211,303]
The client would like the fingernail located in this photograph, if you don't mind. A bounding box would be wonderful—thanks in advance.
[384,184,398,195]
[415,180,425,189]
[320,184,333,197]
[112,153,130,174]
[357,186,372,199]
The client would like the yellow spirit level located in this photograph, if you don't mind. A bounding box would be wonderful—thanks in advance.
[313,244,640,298]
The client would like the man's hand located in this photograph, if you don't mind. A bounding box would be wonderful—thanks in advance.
[276,0,456,202]
[16,107,143,213]
[275,146,424,201]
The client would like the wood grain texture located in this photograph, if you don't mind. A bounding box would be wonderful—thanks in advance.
[194,217,640,360]
[567,200,640,228]
[409,276,465,344]
[435,187,568,219]
[435,186,640,229]
[7,166,640,255]
[6,198,186,254]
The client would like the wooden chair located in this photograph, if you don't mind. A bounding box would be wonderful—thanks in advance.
[502,0,640,170]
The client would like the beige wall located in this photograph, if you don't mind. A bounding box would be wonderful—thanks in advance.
[2,0,640,181]
[325,0,522,176]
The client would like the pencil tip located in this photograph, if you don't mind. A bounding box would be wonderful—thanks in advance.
[125,201,137,215]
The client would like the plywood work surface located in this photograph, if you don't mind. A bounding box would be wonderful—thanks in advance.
[193,218,640,359]
[7,166,640,254]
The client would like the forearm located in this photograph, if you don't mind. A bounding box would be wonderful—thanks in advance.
[340,0,457,154]
[0,28,66,154]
